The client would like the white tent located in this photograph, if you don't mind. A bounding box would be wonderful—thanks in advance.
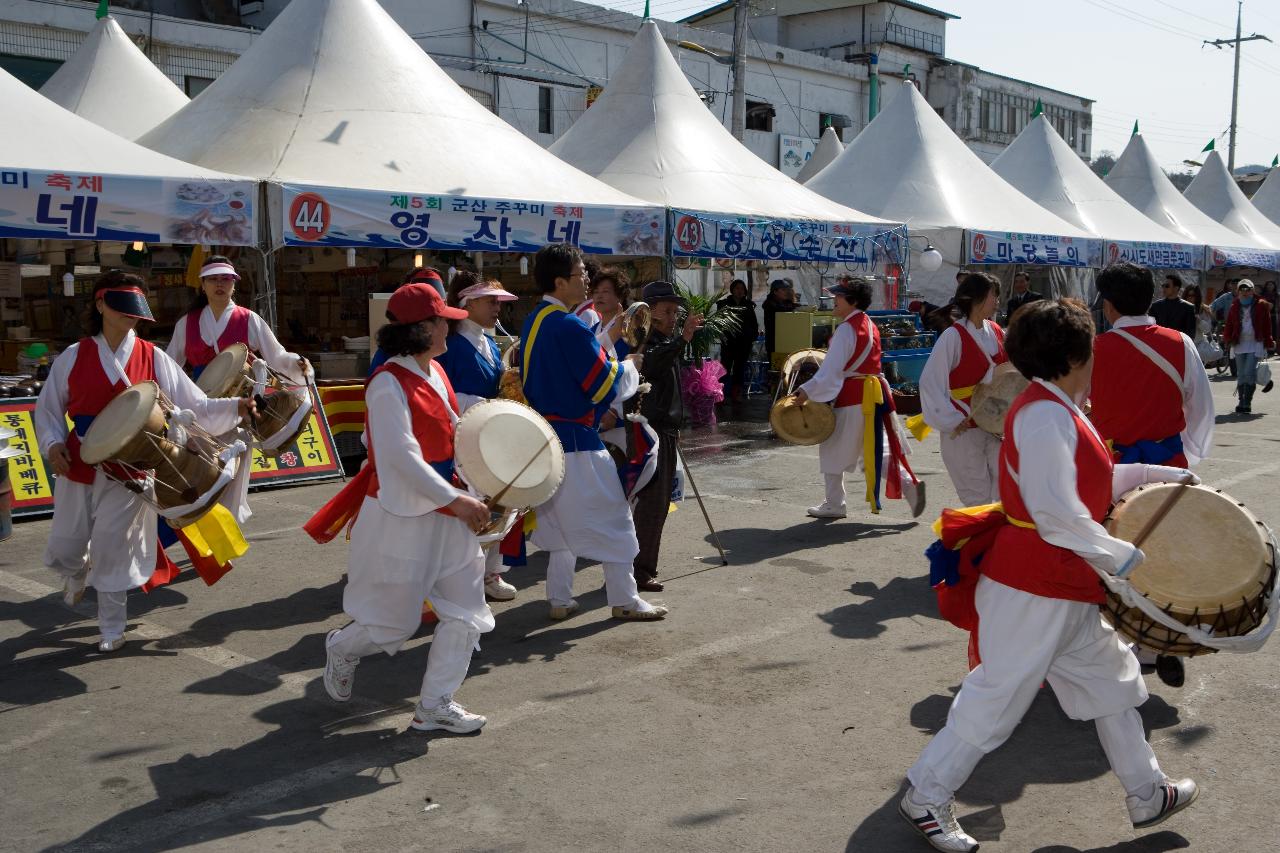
[797,126,845,184]
[1249,166,1280,227]
[1105,134,1276,270]
[807,80,1099,303]
[991,115,1202,271]
[39,15,189,141]
[549,20,901,269]
[1184,149,1280,249]
[0,67,256,245]
[140,0,660,253]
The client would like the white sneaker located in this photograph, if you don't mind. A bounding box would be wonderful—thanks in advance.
[904,479,928,519]
[484,574,517,601]
[899,788,979,852]
[807,503,847,519]
[1127,777,1198,828]
[63,566,89,608]
[98,636,126,653]
[323,629,359,702]
[411,696,487,733]
[548,599,580,621]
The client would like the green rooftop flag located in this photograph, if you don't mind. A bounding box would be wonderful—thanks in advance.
[643,0,650,18]
[96,0,109,19]
[1272,155,1278,168]
[1031,99,1043,118]
[1131,120,1139,137]
[1202,138,1215,152]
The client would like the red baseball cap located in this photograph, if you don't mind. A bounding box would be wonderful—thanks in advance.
[388,283,467,323]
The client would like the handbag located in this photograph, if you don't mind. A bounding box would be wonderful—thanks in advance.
[1257,360,1272,391]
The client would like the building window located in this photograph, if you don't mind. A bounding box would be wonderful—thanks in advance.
[0,54,63,88]
[538,86,553,135]
[746,100,775,132]
[185,75,215,97]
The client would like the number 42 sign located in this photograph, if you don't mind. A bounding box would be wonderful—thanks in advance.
[289,192,331,242]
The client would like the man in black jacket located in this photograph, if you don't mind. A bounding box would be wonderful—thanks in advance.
[630,281,703,592]
[1149,274,1198,339]
[1003,271,1043,325]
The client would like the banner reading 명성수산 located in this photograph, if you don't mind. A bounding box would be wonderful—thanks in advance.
[1105,240,1204,271]
[670,209,907,267]
[967,229,1102,268]
[0,168,257,246]
[279,183,666,255]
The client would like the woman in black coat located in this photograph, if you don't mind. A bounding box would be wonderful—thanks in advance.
[718,278,760,402]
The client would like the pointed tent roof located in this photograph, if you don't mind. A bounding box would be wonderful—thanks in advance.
[138,0,648,208]
[548,20,892,225]
[1104,134,1271,251]
[1250,166,1280,227]
[807,81,1093,240]
[1183,150,1280,248]
[990,115,1194,246]
[796,126,844,184]
[39,15,188,140]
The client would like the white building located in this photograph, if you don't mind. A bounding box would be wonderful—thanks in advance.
[0,0,1092,169]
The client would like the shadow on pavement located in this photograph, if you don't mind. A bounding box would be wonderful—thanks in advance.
[1030,831,1191,853]
[820,576,941,640]
[711,519,916,568]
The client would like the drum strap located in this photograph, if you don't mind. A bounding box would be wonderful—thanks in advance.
[1112,329,1187,400]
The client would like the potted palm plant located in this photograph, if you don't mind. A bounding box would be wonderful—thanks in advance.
[675,285,742,426]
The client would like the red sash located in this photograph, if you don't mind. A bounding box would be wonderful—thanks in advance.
[185,305,251,368]
[65,338,156,485]
[1091,325,1187,454]
[833,312,884,408]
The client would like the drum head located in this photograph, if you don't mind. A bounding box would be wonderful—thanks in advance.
[454,399,565,509]
[971,364,1029,435]
[770,395,836,446]
[782,349,825,385]
[80,381,161,465]
[1107,484,1272,614]
[197,343,250,397]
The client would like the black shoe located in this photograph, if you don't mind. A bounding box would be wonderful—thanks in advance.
[636,577,664,592]
[1155,655,1185,688]
[1264,380,1274,393]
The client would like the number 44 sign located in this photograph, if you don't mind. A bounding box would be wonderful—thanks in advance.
[290,192,331,241]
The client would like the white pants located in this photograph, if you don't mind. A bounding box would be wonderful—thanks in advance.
[939,428,1001,506]
[908,577,1162,803]
[542,548,642,608]
[218,427,253,524]
[484,545,504,578]
[823,457,914,508]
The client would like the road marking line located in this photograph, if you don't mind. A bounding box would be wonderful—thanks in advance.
[1213,461,1280,490]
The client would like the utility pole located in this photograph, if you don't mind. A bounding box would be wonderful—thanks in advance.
[730,0,748,140]
[1204,2,1270,173]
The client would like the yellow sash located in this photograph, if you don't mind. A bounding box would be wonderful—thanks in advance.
[860,376,883,513]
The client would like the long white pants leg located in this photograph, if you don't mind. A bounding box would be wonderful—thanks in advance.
[483,546,503,577]
[419,619,481,706]
[824,473,846,508]
[1096,708,1163,798]
[327,621,382,660]
[939,428,1001,506]
[545,549,577,606]
[602,562,644,609]
[97,590,128,642]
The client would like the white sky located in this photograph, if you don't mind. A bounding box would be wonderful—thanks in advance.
[595,0,1280,171]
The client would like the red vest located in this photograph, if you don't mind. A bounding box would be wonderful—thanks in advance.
[1091,325,1186,458]
[65,337,157,485]
[364,360,460,516]
[833,312,884,408]
[185,305,251,368]
[948,321,1006,414]
[980,382,1113,603]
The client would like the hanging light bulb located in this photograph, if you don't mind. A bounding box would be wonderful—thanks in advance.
[346,248,356,268]
[413,252,423,268]
[919,243,943,272]
[131,241,145,252]
[62,272,75,297]
[519,255,529,276]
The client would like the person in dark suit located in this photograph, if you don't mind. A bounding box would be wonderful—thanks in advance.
[717,278,759,402]
[1149,275,1197,339]
[1003,271,1043,325]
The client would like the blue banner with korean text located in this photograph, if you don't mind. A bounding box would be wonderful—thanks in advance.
[1105,240,1204,271]
[1206,245,1278,271]
[0,167,257,245]
[966,229,1102,268]
[669,209,906,267]
[279,183,666,256]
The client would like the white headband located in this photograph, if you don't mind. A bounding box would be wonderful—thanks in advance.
[200,262,239,280]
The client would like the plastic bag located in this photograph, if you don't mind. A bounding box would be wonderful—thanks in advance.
[681,360,727,426]
[1195,338,1222,364]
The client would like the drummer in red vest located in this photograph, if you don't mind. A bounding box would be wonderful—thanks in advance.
[918,273,1006,507]
[1091,262,1214,689]
[901,299,1199,853]
[34,271,252,653]
[794,277,925,519]
[308,283,496,734]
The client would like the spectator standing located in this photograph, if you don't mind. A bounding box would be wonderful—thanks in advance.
[717,278,759,403]
[1003,271,1043,325]
[1223,280,1275,413]
[1149,275,1197,339]
[762,280,797,358]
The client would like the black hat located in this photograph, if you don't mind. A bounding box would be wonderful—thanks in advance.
[641,280,683,304]
[95,282,154,321]
[824,278,868,298]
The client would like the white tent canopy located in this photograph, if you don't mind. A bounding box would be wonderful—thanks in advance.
[1249,167,1280,227]
[991,115,1202,270]
[1104,134,1276,270]
[807,80,1098,302]
[1184,150,1280,249]
[0,67,256,245]
[139,0,661,253]
[39,15,189,140]
[549,20,899,267]
[797,126,845,184]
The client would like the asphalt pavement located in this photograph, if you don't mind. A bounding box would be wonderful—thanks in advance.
[1,371,1278,853]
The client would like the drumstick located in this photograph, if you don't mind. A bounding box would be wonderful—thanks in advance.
[1131,477,1196,550]
[484,439,550,515]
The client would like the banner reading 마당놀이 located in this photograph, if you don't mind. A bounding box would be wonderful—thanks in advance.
[0,167,257,246]
[279,183,666,255]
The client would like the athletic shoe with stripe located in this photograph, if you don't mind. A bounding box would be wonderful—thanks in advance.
[899,788,979,852]
[1127,777,1198,829]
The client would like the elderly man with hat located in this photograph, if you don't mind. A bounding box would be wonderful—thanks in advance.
[307,282,496,734]
[1224,279,1276,413]
[629,281,703,591]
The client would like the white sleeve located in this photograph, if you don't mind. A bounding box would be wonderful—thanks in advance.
[920,327,965,432]
[154,349,243,436]
[34,345,76,451]
[455,392,484,414]
[1178,333,1214,466]
[365,373,460,507]
[247,312,306,384]
[612,358,640,403]
[166,318,187,366]
[797,322,854,403]
[1014,400,1138,576]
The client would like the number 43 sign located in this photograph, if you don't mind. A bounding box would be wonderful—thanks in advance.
[289,192,331,241]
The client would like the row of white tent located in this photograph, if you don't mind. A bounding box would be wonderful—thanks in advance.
[7,0,1280,305]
